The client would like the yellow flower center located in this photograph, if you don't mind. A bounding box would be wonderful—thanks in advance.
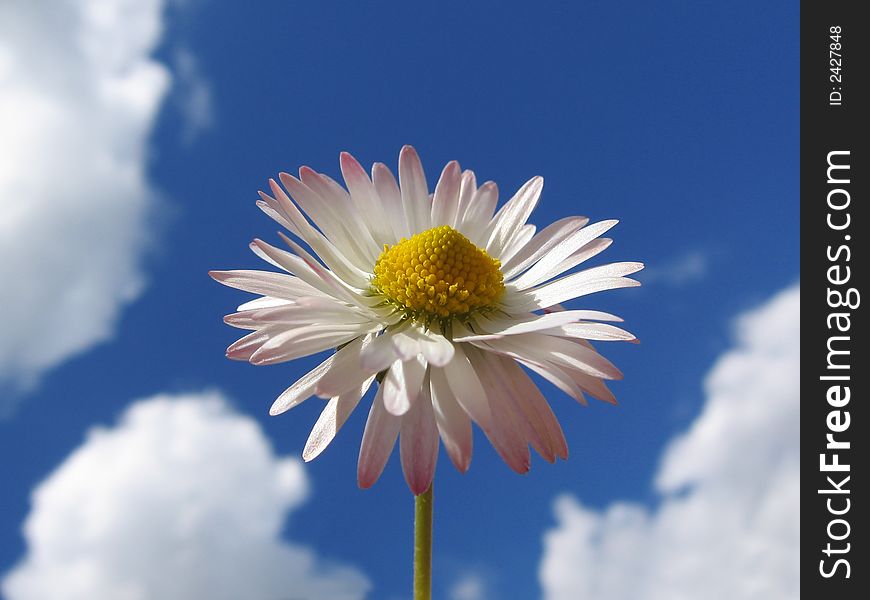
[371,225,504,320]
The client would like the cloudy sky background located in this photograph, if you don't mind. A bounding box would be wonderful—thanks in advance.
[1,1,798,599]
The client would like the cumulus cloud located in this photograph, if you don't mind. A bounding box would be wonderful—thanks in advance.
[0,0,171,400]
[2,391,369,600]
[540,285,800,600]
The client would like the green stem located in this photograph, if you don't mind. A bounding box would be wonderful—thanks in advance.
[413,483,434,600]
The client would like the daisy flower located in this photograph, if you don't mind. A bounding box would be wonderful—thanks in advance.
[210,146,642,495]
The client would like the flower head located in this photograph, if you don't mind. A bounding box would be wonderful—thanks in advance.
[210,146,642,495]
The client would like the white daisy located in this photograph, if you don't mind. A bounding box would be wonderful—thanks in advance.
[210,146,642,495]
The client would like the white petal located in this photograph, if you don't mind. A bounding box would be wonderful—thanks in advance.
[249,324,372,366]
[544,322,637,342]
[298,167,381,264]
[443,344,491,426]
[511,354,590,406]
[275,235,384,309]
[569,369,618,404]
[429,367,473,472]
[382,356,427,416]
[226,326,281,361]
[484,176,543,257]
[358,384,401,489]
[250,238,360,305]
[475,338,592,406]
[340,152,396,247]
[209,270,323,301]
[269,353,336,415]
[414,328,455,367]
[265,179,372,284]
[510,220,619,289]
[360,330,402,372]
[392,325,455,367]
[451,170,478,229]
[249,232,293,270]
[256,195,303,238]
[400,378,439,495]
[236,296,293,311]
[495,356,567,461]
[372,161,409,241]
[501,216,589,279]
[499,224,536,263]
[460,181,498,244]
[315,335,377,397]
[547,238,614,280]
[466,347,531,473]
[390,329,422,361]
[506,262,644,311]
[484,333,623,380]
[303,376,375,461]
[398,145,431,234]
[431,160,461,227]
[456,310,598,341]
[474,352,554,462]
[557,309,624,322]
[224,299,373,330]
[277,171,354,257]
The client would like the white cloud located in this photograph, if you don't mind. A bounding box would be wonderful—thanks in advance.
[2,391,370,600]
[173,47,214,144]
[540,285,800,600]
[449,571,487,600]
[0,0,171,400]
[641,251,708,286]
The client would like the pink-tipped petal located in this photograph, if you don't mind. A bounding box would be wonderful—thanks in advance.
[497,356,568,461]
[226,327,279,361]
[443,344,491,427]
[400,379,439,495]
[451,170,478,229]
[431,160,461,227]
[209,269,320,301]
[340,152,395,246]
[372,161,409,240]
[468,348,530,474]
[358,385,401,489]
[430,367,473,472]
[249,324,368,366]
[398,145,431,234]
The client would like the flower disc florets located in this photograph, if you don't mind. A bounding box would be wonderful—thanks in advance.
[371,225,504,322]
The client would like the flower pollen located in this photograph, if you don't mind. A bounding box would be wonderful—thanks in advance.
[372,225,504,320]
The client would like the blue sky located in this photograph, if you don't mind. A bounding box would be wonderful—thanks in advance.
[1,1,798,599]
